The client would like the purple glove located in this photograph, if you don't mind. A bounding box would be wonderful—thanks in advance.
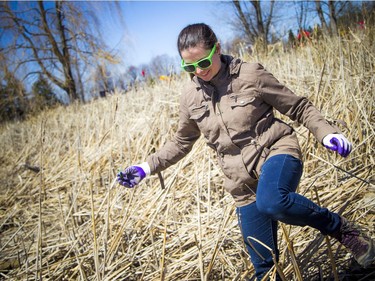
[117,166,146,188]
[322,133,352,157]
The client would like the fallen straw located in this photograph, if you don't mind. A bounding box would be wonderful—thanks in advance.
[0,29,374,280]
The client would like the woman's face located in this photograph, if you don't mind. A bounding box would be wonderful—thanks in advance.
[180,43,221,81]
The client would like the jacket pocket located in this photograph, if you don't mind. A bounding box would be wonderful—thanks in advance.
[188,103,212,139]
[189,103,209,121]
[226,92,266,134]
[229,94,256,108]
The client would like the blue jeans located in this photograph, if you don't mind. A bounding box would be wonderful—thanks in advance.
[236,154,341,280]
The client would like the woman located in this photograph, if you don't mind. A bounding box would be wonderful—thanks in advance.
[117,23,374,279]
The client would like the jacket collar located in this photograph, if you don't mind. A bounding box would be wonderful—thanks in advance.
[192,55,242,90]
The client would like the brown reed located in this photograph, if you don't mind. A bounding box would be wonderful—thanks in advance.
[0,28,374,280]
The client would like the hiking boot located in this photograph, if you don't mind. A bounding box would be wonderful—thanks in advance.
[331,217,375,268]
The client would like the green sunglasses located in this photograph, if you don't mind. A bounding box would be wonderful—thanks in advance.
[181,44,217,73]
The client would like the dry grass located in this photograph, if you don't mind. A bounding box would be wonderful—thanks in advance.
[0,29,374,280]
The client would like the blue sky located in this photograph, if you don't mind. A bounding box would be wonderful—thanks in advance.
[5,1,307,77]
[105,1,236,67]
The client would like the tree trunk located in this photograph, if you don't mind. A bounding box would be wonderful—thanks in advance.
[315,0,329,35]
[232,1,254,43]
[251,1,267,52]
[328,1,338,36]
[54,1,78,101]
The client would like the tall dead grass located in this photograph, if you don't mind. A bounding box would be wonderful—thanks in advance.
[0,29,374,280]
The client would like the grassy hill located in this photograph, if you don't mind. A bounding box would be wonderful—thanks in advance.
[0,30,374,280]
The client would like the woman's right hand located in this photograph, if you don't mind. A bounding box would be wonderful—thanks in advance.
[322,133,352,157]
[117,162,151,188]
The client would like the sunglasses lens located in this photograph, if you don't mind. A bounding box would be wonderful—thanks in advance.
[197,59,211,69]
[183,65,196,73]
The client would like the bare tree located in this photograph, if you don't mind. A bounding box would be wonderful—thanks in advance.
[295,1,313,31]
[315,0,329,34]
[231,0,275,51]
[315,0,349,36]
[0,1,120,102]
[0,53,28,121]
[93,64,115,98]
[149,54,177,78]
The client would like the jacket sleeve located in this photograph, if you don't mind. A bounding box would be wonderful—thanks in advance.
[146,92,201,174]
[254,63,340,142]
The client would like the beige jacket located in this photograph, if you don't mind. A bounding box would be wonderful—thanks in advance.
[147,55,338,206]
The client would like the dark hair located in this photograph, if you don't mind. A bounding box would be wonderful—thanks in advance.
[177,23,217,56]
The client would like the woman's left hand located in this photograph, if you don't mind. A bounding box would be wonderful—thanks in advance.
[322,133,352,157]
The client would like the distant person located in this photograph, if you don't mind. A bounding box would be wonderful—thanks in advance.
[117,23,374,280]
[297,29,311,41]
